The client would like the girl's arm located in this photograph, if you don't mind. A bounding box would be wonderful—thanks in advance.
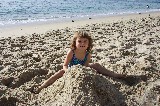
[84,53,91,67]
[63,50,73,71]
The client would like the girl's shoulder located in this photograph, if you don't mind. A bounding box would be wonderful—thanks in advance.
[86,52,91,58]
[67,49,74,56]
[86,50,91,55]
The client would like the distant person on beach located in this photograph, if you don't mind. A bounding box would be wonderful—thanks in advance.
[32,31,147,94]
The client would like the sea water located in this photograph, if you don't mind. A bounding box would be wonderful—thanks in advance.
[0,0,160,27]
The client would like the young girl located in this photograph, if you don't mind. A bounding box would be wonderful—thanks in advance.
[32,31,146,93]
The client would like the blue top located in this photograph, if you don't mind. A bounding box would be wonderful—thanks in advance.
[69,50,89,67]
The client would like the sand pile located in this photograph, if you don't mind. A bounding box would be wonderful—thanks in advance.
[0,14,160,106]
[38,65,126,106]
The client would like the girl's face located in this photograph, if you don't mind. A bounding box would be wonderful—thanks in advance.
[75,37,89,51]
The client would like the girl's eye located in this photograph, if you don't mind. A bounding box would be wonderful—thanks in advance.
[78,40,81,43]
[84,40,88,43]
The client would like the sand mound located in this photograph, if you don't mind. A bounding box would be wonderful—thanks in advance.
[38,65,126,106]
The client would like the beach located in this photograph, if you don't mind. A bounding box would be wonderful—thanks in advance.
[0,12,160,38]
[0,12,160,106]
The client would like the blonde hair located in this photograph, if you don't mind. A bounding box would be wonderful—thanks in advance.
[70,31,93,52]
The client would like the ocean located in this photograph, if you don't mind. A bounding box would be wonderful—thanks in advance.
[0,0,160,27]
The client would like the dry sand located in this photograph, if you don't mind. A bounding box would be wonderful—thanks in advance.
[0,12,160,106]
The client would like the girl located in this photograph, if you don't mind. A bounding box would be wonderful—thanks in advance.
[32,31,146,94]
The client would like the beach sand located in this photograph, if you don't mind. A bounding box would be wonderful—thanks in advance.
[0,12,160,106]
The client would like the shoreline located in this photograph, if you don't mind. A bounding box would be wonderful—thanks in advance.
[0,11,160,38]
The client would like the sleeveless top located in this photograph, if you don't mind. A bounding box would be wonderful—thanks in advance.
[69,50,89,67]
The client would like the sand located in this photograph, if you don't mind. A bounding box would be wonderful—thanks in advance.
[0,12,160,106]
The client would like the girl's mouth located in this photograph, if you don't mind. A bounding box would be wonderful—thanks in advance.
[80,46,85,47]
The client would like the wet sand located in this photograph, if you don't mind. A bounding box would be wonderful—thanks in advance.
[0,12,159,38]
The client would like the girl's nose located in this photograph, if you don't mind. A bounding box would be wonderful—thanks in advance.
[82,41,85,44]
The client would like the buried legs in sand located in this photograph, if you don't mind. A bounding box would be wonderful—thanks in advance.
[32,63,122,94]
[35,63,125,93]
[32,63,123,94]
[32,63,147,94]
